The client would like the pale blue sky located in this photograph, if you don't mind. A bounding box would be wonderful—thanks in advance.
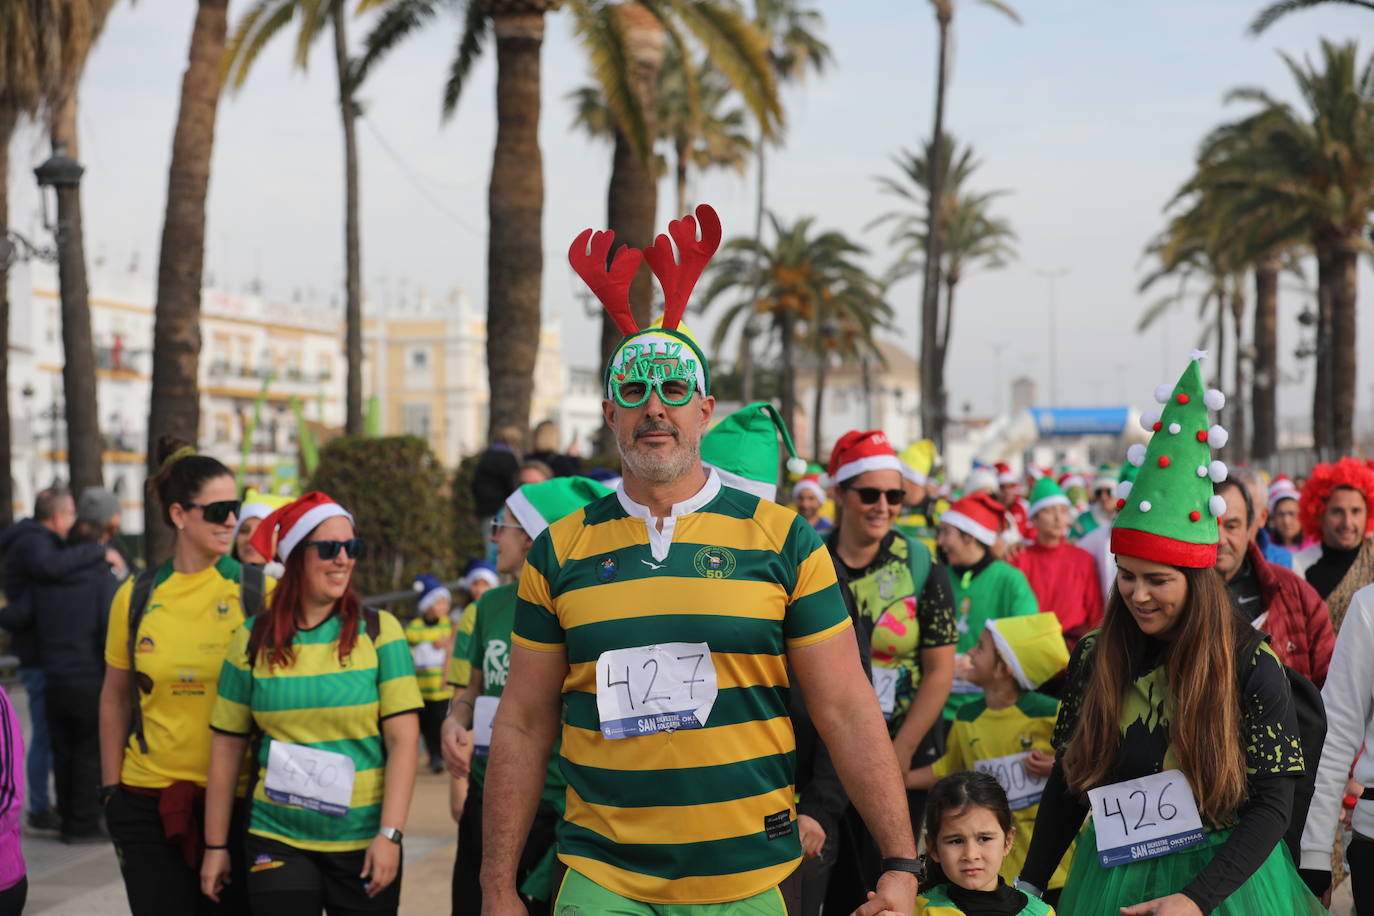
[6,0,1372,439]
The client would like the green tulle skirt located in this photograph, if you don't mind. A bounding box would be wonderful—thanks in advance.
[1056,820,1328,916]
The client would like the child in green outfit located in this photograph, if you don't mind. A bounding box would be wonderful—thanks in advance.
[907,613,1074,898]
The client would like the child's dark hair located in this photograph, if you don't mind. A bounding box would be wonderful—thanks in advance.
[148,435,232,526]
[922,771,1014,886]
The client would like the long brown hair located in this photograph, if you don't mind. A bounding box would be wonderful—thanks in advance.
[1061,565,1246,824]
[247,535,364,670]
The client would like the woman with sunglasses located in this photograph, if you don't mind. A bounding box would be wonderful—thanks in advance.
[201,491,422,916]
[823,431,957,836]
[100,436,268,915]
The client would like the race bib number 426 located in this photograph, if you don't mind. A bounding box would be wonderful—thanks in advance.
[1087,769,1205,867]
[595,642,718,740]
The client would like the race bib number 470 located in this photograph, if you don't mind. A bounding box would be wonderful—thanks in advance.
[1087,769,1205,867]
[595,642,718,740]
[264,742,355,818]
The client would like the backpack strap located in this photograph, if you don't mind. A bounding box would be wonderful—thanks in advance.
[240,563,265,618]
[125,566,161,754]
[900,532,932,598]
[362,606,381,643]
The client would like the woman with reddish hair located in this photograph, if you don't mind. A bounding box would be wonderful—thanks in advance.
[200,493,421,916]
[1291,457,1374,632]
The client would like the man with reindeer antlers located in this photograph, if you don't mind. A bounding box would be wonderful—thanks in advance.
[463,205,918,915]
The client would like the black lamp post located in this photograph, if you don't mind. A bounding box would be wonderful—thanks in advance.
[33,142,85,236]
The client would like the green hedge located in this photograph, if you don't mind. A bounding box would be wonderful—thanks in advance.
[310,436,457,600]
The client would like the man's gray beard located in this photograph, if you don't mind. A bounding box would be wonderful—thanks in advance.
[619,436,701,485]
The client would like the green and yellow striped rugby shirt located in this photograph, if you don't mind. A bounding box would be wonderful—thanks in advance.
[211,610,423,852]
[405,614,454,701]
[512,474,852,904]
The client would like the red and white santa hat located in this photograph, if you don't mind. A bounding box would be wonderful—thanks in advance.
[249,490,355,563]
[995,462,1017,485]
[940,492,1009,547]
[792,473,827,502]
[828,430,922,486]
[1267,474,1299,512]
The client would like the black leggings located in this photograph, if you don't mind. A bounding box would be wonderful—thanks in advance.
[1349,832,1374,916]
[106,788,249,916]
[0,877,25,916]
[244,834,401,916]
[421,700,447,763]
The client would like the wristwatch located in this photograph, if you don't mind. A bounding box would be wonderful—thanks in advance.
[879,857,922,877]
[378,826,403,844]
[98,785,119,807]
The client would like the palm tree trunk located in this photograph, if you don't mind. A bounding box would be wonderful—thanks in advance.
[1314,248,1335,458]
[779,310,796,433]
[146,0,229,564]
[1214,289,1225,397]
[675,138,689,217]
[50,93,102,493]
[597,4,663,455]
[938,274,956,430]
[919,10,951,451]
[741,136,766,405]
[334,4,365,438]
[1330,239,1359,456]
[485,9,546,443]
[0,106,15,528]
[1229,282,1247,464]
[1251,252,1279,462]
[811,357,827,464]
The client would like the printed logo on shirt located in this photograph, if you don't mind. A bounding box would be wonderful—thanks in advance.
[877,568,896,601]
[137,636,156,654]
[484,639,510,688]
[171,668,206,697]
[250,853,285,873]
[693,546,736,579]
[763,810,793,840]
[216,600,230,617]
[596,555,619,583]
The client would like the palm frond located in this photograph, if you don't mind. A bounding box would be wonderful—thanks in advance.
[974,0,1023,25]
[568,2,651,164]
[1248,0,1374,36]
[441,0,488,120]
[353,0,445,93]
[224,0,295,90]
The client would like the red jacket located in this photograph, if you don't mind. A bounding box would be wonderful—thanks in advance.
[1247,541,1336,686]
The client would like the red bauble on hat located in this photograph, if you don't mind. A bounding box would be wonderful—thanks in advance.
[941,492,1009,547]
[828,430,920,485]
[249,491,355,563]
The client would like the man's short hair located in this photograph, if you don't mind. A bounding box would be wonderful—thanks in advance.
[1218,477,1255,528]
[34,487,72,522]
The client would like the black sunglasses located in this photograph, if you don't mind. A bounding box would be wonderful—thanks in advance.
[847,487,904,506]
[184,499,241,525]
[303,538,366,561]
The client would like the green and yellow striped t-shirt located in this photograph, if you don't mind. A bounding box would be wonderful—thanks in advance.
[211,610,423,852]
[405,614,453,701]
[513,477,852,905]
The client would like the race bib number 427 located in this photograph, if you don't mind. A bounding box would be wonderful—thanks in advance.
[595,642,718,740]
[1087,769,1205,867]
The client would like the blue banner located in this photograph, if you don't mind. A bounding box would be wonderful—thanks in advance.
[1030,407,1131,437]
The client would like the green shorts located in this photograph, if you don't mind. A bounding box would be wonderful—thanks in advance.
[553,869,786,915]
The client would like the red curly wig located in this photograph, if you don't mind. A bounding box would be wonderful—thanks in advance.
[1298,457,1374,539]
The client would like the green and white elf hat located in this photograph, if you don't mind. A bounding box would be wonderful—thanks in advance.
[505,476,616,540]
[1027,475,1071,518]
[984,613,1070,690]
[568,204,722,401]
[701,402,809,502]
[1111,351,1229,568]
[1093,463,1120,492]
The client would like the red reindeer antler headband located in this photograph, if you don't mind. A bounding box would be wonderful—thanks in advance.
[568,204,722,335]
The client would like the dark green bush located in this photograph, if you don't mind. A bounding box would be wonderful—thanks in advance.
[449,453,486,564]
[311,436,457,600]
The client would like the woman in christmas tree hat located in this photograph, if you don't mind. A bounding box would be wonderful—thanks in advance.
[1018,353,1323,916]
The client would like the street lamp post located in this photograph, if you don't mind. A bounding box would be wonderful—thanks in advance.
[1035,268,1069,406]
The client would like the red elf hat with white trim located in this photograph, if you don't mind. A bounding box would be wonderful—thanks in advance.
[250,490,355,563]
[941,492,1009,547]
[828,430,922,486]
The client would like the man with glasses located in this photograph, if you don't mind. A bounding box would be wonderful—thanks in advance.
[1069,464,1118,540]
[477,207,918,916]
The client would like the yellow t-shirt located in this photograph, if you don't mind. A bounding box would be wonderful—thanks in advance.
[104,556,274,789]
[445,601,479,689]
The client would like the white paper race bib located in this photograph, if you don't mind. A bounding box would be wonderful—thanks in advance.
[872,667,899,719]
[595,642,718,739]
[975,752,1048,811]
[1087,769,1205,867]
[264,742,355,817]
[412,641,447,670]
[473,695,499,758]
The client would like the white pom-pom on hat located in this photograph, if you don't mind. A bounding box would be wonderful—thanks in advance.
[1139,500,1153,512]
[1116,480,1134,500]
[1196,465,1208,478]
[1208,460,1228,484]
[413,581,425,592]
[1209,494,1228,517]
[1154,384,1173,404]
[1205,389,1226,411]
[786,457,808,476]
[1169,423,1182,435]
[1208,425,1229,449]
[1127,444,1147,466]
[1140,411,1160,433]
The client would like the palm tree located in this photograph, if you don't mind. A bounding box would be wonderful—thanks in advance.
[916,0,1019,451]
[871,137,1014,445]
[356,0,779,444]
[742,0,831,402]
[1184,41,1374,457]
[806,312,886,461]
[224,0,370,436]
[47,0,117,494]
[702,213,891,431]
[145,0,231,563]
[1250,0,1374,35]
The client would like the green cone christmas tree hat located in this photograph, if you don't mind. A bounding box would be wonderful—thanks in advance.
[1027,475,1071,518]
[701,402,808,502]
[1111,352,1229,568]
